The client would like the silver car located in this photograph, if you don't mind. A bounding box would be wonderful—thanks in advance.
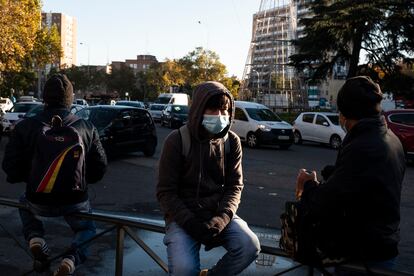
[148,104,165,122]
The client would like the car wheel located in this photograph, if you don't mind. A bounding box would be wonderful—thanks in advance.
[247,132,259,148]
[143,138,156,157]
[330,135,342,149]
[294,131,302,144]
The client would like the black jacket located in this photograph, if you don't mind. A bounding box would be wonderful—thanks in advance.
[302,116,405,261]
[2,108,107,205]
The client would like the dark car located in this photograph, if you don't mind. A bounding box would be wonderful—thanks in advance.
[76,105,157,156]
[383,109,414,161]
[160,104,189,129]
[115,100,145,109]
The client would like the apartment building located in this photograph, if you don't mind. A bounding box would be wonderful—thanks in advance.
[111,55,158,74]
[241,0,349,110]
[41,12,77,68]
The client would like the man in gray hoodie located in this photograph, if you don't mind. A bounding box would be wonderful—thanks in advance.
[157,81,260,276]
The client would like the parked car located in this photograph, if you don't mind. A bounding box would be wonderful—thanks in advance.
[160,104,189,128]
[9,104,87,132]
[148,104,166,122]
[383,109,414,161]
[293,112,345,149]
[0,97,13,113]
[73,99,89,106]
[18,95,39,102]
[1,102,42,132]
[115,100,145,109]
[75,105,157,156]
[231,101,294,149]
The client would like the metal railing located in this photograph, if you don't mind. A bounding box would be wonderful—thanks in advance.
[0,197,412,276]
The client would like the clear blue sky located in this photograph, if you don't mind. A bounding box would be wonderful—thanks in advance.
[42,0,261,78]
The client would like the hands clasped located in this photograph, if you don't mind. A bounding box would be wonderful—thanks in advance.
[183,213,231,250]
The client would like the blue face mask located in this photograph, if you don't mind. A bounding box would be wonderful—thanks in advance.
[202,114,230,134]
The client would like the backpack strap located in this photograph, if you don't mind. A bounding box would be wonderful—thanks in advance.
[179,125,191,157]
[179,124,231,158]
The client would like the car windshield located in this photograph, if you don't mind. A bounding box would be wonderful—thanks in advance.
[11,103,38,113]
[155,97,171,104]
[326,115,339,125]
[245,108,281,122]
[82,108,118,130]
[116,101,143,107]
[150,105,165,111]
[172,105,188,114]
[25,105,44,117]
[0,99,7,103]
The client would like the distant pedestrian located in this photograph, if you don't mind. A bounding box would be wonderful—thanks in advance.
[295,76,405,272]
[2,74,107,275]
[157,81,260,276]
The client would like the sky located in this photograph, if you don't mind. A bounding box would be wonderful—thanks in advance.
[42,0,261,79]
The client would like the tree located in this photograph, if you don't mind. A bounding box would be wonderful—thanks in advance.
[0,0,41,72]
[290,1,414,80]
[179,47,228,91]
[107,65,137,99]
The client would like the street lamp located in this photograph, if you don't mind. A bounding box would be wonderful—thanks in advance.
[79,42,90,77]
[125,92,129,101]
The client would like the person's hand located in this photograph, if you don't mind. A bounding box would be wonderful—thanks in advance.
[295,169,318,200]
[182,218,213,242]
[207,213,231,234]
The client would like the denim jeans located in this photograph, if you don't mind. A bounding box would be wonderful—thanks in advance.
[19,194,96,265]
[163,215,261,276]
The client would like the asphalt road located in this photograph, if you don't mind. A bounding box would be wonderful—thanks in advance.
[0,124,413,271]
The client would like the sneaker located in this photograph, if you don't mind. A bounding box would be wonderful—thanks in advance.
[53,257,75,276]
[29,237,50,272]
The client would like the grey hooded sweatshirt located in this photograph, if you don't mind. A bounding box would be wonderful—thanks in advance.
[156,82,243,226]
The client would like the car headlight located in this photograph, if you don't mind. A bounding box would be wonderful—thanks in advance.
[258,124,271,132]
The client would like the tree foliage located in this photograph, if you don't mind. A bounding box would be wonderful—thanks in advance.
[0,0,41,72]
[291,0,414,80]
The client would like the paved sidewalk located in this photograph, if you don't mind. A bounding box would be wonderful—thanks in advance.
[0,205,307,275]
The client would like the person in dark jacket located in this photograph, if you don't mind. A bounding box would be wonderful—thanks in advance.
[157,81,260,276]
[2,74,107,276]
[295,76,405,270]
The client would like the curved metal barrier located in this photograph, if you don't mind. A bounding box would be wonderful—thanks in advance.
[0,197,412,276]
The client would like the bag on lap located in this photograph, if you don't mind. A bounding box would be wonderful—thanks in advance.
[279,201,346,267]
[28,114,86,194]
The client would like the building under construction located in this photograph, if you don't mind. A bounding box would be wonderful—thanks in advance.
[240,0,311,111]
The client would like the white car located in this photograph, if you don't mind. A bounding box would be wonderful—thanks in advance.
[231,101,294,149]
[0,97,13,113]
[1,102,42,132]
[293,112,346,149]
[148,104,165,122]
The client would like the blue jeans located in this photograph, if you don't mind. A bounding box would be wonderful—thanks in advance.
[163,215,261,276]
[19,194,96,265]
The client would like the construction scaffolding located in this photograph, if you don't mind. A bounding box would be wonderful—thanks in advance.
[240,0,307,111]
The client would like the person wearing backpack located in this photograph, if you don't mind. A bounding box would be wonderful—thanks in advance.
[294,76,405,272]
[2,74,107,276]
[157,81,260,276]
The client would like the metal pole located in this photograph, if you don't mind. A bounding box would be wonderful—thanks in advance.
[115,226,125,276]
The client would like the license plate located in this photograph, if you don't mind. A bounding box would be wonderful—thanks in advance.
[278,135,290,140]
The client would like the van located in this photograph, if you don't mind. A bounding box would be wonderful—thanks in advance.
[155,93,189,106]
[231,101,294,149]
[0,98,13,112]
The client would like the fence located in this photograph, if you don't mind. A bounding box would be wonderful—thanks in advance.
[0,197,412,276]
